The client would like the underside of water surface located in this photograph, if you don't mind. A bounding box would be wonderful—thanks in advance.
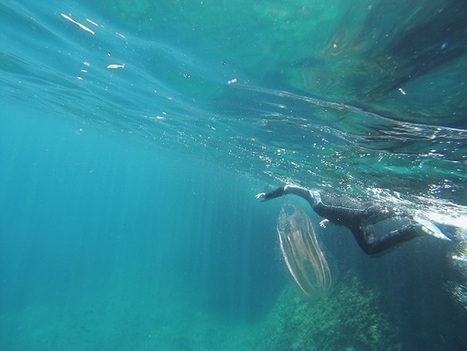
[1,0,466,350]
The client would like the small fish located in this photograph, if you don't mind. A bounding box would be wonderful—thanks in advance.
[107,63,125,69]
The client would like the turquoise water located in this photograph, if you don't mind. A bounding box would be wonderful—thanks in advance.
[1,1,466,350]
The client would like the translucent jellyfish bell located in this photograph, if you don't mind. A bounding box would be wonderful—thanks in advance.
[277,202,333,298]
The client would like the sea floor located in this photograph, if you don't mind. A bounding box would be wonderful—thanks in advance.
[0,280,260,351]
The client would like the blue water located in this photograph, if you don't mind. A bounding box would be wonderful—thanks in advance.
[1,1,466,350]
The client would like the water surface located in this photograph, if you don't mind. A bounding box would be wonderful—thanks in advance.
[1,1,466,350]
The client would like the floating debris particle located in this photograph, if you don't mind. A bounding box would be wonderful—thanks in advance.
[86,18,98,27]
[115,32,127,41]
[227,78,237,85]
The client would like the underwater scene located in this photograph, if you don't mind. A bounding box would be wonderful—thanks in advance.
[1,0,466,350]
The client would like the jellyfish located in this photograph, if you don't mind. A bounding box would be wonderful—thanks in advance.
[277,202,333,298]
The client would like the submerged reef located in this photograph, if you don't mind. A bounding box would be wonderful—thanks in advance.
[255,273,396,351]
